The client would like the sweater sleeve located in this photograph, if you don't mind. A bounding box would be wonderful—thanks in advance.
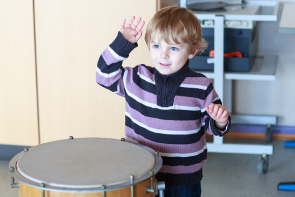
[96,31,138,97]
[201,82,231,136]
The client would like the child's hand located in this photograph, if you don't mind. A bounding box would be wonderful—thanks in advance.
[120,16,145,44]
[206,103,229,128]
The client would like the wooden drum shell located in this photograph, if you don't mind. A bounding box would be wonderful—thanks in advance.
[18,177,156,197]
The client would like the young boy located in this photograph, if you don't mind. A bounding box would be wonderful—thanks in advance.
[96,6,231,197]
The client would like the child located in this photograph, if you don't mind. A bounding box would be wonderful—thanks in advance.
[96,6,231,197]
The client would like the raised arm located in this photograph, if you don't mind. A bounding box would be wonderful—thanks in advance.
[96,17,145,97]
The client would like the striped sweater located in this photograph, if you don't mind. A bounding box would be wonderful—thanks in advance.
[96,32,231,186]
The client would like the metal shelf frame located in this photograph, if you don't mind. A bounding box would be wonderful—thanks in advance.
[180,0,280,155]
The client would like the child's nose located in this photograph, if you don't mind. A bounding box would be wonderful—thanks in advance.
[160,50,169,59]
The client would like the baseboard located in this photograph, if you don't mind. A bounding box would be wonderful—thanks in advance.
[206,124,295,140]
[0,144,28,161]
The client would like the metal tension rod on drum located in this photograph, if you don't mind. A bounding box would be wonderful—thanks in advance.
[9,147,31,189]
[146,151,166,197]
[102,185,106,197]
[146,170,155,193]
[41,183,45,197]
[9,167,19,188]
[130,175,134,197]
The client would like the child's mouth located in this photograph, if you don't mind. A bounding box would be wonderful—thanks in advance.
[159,63,171,66]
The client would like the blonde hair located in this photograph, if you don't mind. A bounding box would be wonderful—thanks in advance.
[145,6,207,55]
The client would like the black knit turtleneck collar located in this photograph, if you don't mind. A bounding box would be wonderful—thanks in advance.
[154,61,190,107]
[155,60,190,78]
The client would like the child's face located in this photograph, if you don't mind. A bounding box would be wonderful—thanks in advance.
[149,34,196,75]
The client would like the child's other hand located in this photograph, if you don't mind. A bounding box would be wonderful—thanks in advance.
[120,16,145,44]
[205,103,229,124]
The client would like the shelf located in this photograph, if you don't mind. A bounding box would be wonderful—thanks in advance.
[199,55,277,81]
[279,3,295,34]
[181,0,279,21]
[231,114,277,125]
[206,143,273,155]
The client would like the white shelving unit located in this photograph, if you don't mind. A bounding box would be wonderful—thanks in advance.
[180,1,280,170]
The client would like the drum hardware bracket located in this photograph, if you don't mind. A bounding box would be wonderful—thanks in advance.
[147,180,166,197]
[69,136,74,140]
[41,183,45,197]
[10,177,19,188]
[146,170,155,194]
[146,169,165,197]
[130,174,134,197]
[121,138,125,141]
[24,147,29,152]
[102,185,106,197]
[10,167,19,188]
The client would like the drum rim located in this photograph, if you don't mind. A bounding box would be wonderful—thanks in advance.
[9,138,163,193]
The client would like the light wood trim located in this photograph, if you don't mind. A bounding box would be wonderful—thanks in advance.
[156,0,160,11]
[159,0,179,10]
[0,0,39,146]
[272,134,295,141]
[157,0,179,11]
[35,0,157,143]
[222,133,266,140]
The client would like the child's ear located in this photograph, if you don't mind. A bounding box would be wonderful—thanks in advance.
[188,49,199,59]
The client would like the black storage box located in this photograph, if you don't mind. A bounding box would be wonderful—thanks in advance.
[189,56,251,72]
[189,24,258,72]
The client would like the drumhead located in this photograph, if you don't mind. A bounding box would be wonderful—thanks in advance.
[13,138,157,190]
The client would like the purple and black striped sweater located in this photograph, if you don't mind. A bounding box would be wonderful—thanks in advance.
[96,32,231,186]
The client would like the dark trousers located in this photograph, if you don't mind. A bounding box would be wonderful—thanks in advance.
[157,182,201,197]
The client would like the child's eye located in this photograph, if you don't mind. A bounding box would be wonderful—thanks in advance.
[171,47,178,51]
[153,45,160,49]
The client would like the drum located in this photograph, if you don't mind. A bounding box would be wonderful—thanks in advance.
[9,137,163,197]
